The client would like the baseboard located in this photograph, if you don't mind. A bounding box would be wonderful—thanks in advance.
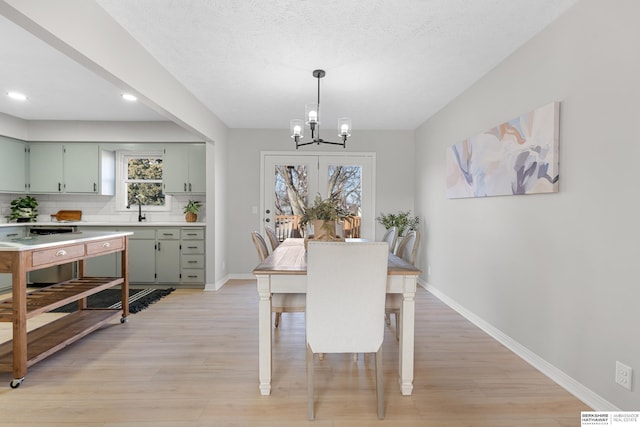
[420,279,619,411]
[205,273,255,291]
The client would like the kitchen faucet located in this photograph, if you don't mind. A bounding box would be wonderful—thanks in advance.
[126,194,146,222]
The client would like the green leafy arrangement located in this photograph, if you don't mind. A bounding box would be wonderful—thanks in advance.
[299,194,349,230]
[376,210,420,236]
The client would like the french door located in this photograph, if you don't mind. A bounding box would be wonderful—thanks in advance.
[261,152,375,241]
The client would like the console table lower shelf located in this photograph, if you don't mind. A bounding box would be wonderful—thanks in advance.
[0,277,128,388]
[0,309,121,372]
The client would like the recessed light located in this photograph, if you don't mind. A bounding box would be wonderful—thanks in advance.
[122,93,137,102]
[7,91,27,101]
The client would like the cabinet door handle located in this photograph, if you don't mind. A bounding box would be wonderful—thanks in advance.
[187,275,198,278]
[102,242,111,247]
[189,183,192,192]
[58,182,62,192]
[94,183,97,192]
[55,250,67,257]
[187,246,198,249]
[7,233,19,237]
[162,233,175,237]
[186,233,197,236]
[187,260,197,264]
[184,183,187,192]
[157,242,161,251]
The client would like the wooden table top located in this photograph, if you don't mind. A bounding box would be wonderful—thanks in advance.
[252,238,421,276]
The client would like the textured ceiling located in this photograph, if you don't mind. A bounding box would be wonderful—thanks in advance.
[1,0,577,130]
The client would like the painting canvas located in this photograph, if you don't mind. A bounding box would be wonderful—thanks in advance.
[446,101,559,199]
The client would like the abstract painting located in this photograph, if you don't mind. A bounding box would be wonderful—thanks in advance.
[446,101,559,198]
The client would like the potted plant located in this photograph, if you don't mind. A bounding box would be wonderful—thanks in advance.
[376,210,420,236]
[183,200,202,223]
[9,195,39,222]
[299,194,349,241]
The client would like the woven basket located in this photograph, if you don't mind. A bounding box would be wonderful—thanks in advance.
[185,212,197,223]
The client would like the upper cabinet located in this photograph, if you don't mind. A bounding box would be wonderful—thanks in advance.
[29,143,64,193]
[28,143,115,195]
[163,143,205,194]
[0,136,28,193]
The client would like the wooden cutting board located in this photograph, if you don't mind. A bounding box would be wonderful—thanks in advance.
[52,210,82,221]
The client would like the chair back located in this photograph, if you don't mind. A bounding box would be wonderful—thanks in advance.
[306,241,388,354]
[264,226,280,251]
[381,226,397,252]
[251,231,270,262]
[395,230,420,266]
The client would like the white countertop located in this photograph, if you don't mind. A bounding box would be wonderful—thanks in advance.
[0,230,133,251]
[0,221,205,228]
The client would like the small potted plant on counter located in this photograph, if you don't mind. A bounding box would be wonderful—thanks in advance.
[9,195,39,223]
[183,200,202,223]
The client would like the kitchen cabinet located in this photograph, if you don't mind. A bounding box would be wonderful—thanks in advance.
[28,143,115,195]
[79,226,186,286]
[63,144,99,193]
[163,143,206,194]
[0,136,27,193]
[0,227,26,291]
[129,237,157,283]
[156,229,181,283]
[180,227,205,284]
[28,143,64,193]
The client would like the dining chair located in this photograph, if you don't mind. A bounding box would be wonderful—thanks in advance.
[306,241,388,420]
[251,231,305,328]
[264,225,280,251]
[381,226,398,252]
[386,230,420,338]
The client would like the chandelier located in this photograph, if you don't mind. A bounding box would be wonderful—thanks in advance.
[290,69,352,149]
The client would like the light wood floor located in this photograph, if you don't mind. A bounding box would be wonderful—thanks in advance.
[0,280,589,426]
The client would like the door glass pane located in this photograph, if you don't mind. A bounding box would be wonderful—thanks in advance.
[327,165,362,237]
[273,165,308,240]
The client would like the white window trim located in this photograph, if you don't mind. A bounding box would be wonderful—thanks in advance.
[116,150,172,212]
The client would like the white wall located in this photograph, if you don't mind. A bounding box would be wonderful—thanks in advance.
[226,128,415,275]
[415,0,639,410]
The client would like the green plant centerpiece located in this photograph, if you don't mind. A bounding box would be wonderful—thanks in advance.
[299,194,349,241]
[376,210,420,236]
[9,195,39,223]
[183,200,202,223]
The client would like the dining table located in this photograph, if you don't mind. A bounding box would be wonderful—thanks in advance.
[252,237,421,396]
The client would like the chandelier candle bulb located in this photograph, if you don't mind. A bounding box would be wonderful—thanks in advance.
[290,119,304,140]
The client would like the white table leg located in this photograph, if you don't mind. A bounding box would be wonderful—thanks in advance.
[398,277,416,396]
[256,274,272,395]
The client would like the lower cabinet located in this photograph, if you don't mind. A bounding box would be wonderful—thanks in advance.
[180,228,205,284]
[78,226,203,287]
[0,227,27,292]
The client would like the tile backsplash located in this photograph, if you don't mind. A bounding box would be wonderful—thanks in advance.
[0,193,205,223]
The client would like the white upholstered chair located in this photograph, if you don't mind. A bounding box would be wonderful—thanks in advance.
[306,241,388,420]
[264,225,280,252]
[386,230,420,337]
[381,226,398,252]
[251,231,305,328]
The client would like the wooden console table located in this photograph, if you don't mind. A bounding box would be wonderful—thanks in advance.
[0,230,132,388]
